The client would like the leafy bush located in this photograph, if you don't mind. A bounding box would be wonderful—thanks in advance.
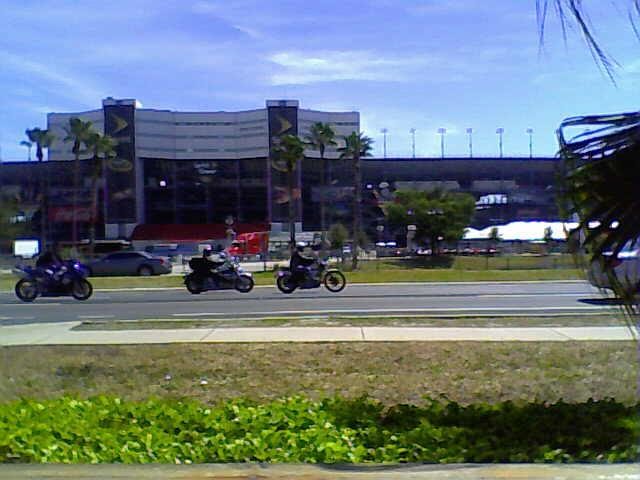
[1,396,638,464]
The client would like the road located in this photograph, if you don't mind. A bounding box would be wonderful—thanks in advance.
[0,281,617,326]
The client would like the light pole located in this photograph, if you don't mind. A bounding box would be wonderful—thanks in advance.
[437,128,446,159]
[380,128,388,158]
[466,128,473,158]
[409,128,416,158]
[496,127,504,158]
[526,128,534,158]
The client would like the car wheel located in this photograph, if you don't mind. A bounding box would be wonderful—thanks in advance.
[138,265,153,276]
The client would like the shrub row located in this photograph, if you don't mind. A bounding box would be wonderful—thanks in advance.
[1,396,638,464]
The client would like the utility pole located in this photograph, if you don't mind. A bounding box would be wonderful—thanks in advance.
[466,128,473,158]
[496,127,504,158]
[380,128,388,158]
[437,128,446,159]
[409,128,416,158]
[526,128,534,158]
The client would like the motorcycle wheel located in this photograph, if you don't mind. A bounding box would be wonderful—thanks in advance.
[323,270,346,293]
[235,275,254,293]
[276,273,296,294]
[185,276,202,294]
[15,279,38,302]
[71,279,93,301]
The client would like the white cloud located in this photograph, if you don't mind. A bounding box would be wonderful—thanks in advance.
[0,50,106,106]
[267,50,439,85]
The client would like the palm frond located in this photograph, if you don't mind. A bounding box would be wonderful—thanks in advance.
[537,0,640,83]
[558,111,640,260]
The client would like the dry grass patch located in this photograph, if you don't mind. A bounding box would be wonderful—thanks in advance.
[1,342,636,405]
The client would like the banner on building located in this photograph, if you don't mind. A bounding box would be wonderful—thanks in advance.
[104,103,137,223]
[267,102,299,223]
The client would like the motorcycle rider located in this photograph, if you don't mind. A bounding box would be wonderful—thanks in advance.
[203,244,233,285]
[35,244,65,282]
[289,242,318,285]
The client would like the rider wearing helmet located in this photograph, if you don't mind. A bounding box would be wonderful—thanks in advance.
[290,241,317,285]
[203,244,233,284]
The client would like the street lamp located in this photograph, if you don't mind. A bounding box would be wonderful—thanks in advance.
[380,128,388,158]
[437,128,446,159]
[526,128,534,158]
[409,128,416,158]
[496,127,504,158]
[466,128,473,158]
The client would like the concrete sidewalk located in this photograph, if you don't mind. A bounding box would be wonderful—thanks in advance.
[1,322,637,346]
[2,463,639,479]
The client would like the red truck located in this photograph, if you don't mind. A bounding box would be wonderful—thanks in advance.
[226,232,269,257]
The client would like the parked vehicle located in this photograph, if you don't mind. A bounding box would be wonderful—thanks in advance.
[276,260,346,294]
[588,240,640,292]
[87,251,172,276]
[184,257,254,294]
[227,232,269,257]
[13,260,93,302]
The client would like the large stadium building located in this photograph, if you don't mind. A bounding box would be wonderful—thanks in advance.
[0,98,562,246]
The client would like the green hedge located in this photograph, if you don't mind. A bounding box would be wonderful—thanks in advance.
[1,396,638,464]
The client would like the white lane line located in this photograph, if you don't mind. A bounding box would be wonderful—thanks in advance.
[9,303,62,306]
[77,315,115,319]
[172,306,606,317]
[478,293,593,298]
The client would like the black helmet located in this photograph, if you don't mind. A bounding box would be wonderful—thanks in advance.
[215,244,225,253]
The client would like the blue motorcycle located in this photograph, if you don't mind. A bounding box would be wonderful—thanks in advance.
[13,260,93,302]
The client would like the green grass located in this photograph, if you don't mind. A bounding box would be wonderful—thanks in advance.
[0,267,583,292]
[1,342,636,406]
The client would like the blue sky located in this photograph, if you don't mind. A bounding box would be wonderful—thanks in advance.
[1,0,638,161]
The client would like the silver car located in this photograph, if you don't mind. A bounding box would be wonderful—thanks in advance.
[588,240,640,292]
[87,251,172,276]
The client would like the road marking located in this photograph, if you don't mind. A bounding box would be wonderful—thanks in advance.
[478,293,591,298]
[77,315,115,319]
[171,305,607,318]
[9,302,62,306]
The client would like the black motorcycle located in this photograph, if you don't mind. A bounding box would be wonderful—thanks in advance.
[184,257,254,294]
[13,260,93,302]
[276,259,346,294]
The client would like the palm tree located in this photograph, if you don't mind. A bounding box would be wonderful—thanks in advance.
[64,118,95,249]
[85,132,117,253]
[305,122,337,238]
[339,132,374,270]
[25,128,55,249]
[273,134,306,245]
[19,140,33,161]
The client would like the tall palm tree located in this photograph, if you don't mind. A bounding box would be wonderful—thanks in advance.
[273,134,305,245]
[85,132,117,253]
[19,140,33,161]
[25,128,55,249]
[64,118,95,249]
[305,122,337,238]
[339,132,374,270]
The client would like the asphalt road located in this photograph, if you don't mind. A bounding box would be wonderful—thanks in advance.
[0,281,618,326]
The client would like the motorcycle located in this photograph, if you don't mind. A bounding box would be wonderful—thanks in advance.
[184,257,254,294]
[276,259,346,294]
[13,260,93,302]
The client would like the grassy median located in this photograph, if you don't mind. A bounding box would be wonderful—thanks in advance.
[1,342,636,406]
[0,268,582,292]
